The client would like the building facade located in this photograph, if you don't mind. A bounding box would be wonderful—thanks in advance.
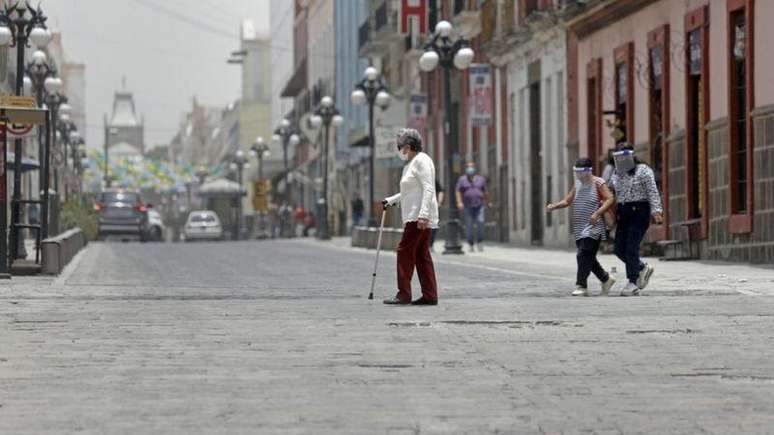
[568,0,774,263]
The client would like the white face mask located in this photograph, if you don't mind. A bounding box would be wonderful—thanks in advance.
[397,148,408,161]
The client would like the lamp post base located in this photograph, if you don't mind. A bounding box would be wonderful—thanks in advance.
[316,201,331,240]
[442,218,465,255]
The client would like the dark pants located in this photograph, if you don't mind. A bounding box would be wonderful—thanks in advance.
[614,202,651,284]
[397,222,438,302]
[430,228,438,248]
[576,237,609,288]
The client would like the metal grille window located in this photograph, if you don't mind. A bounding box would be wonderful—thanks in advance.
[615,63,628,146]
[649,46,664,192]
[731,11,747,213]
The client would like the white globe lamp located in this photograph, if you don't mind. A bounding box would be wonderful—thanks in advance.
[419,50,440,72]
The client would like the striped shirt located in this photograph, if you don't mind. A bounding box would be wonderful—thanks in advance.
[572,176,605,240]
[610,164,663,214]
[572,176,607,241]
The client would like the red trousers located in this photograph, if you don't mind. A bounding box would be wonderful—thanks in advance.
[396,222,438,302]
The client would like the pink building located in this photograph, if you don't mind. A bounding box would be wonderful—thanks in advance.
[568,0,774,262]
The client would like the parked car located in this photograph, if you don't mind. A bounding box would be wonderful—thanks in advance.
[183,210,223,241]
[146,209,166,242]
[95,189,149,241]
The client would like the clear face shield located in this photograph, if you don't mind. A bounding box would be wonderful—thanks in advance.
[573,166,593,183]
[613,149,636,173]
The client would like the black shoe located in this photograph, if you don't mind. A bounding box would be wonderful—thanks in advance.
[411,297,438,306]
[383,297,411,305]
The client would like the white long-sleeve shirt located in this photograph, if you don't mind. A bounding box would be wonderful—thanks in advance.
[385,152,439,228]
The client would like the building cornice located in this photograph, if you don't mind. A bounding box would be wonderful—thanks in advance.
[567,0,660,40]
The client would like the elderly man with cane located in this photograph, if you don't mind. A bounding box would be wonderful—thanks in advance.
[381,128,440,306]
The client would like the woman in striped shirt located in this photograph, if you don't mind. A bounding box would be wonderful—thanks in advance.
[610,145,664,296]
[547,158,617,296]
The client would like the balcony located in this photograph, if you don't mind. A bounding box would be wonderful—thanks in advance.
[358,0,403,57]
[452,0,482,39]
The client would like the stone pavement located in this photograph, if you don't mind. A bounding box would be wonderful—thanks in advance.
[331,236,774,297]
[0,239,773,434]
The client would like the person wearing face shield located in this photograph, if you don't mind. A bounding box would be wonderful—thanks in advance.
[546,158,617,296]
[381,128,440,306]
[610,144,664,296]
[455,161,489,252]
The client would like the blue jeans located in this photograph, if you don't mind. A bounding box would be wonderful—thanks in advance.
[464,206,485,246]
[614,202,651,284]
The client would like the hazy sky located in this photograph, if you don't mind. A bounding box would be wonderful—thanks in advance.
[42,0,272,149]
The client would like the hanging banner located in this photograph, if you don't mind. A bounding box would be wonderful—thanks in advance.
[469,64,493,127]
[407,94,427,130]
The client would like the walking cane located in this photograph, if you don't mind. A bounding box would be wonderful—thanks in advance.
[368,205,388,300]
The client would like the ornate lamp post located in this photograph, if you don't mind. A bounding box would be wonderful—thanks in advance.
[419,20,474,255]
[310,96,344,240]
[250,137,271,238]
[24,49,57,240]
[273,118,301,238]
[249,136,270,181]
[229,149,249,240]
[351,66,390,226]
[0,1,52,262]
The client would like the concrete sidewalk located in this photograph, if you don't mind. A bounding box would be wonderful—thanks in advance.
[327,236,774,297]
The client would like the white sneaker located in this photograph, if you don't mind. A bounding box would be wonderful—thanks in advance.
[572,286,589,297]
[636,263,654,289]
[468,245,475,253]
[600,277,616,296]
[620,282,640,296]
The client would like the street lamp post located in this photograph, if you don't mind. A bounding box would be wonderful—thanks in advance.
[250,137,271,238]
[351,66,390,227]
[250,136,270,182]
[419,20,475,255]
[44,93,66,193]
[24,49,58,240]
[230,150,249,240]
[273,118,300,238]
[0,1,52,263]
[56,113,76,201]
[310,96,344,240]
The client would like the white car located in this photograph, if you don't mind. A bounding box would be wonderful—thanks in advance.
[183,210,223,241]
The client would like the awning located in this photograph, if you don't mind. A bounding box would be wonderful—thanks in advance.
[197,178,246,197]
[5,151,40,172]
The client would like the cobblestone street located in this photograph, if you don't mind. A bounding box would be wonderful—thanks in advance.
[2,239,774,434]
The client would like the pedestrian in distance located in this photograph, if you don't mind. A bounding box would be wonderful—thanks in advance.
[610,144,664,296]
[456,161,488,252]
[546,157,617,296]
[382,128,440,306]
[429,178,445,252]
[351,194,364,228]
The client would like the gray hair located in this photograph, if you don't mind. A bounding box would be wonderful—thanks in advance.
[396,128,422,150]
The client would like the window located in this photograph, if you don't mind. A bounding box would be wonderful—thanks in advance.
[648,25,670,239]
[649,47,664,189]
[428,0,438,31]
[520,0,539,21]
[727,0,754,233]
[731,11,747,212]
[614,42,634,147]
[586,59,602,173]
